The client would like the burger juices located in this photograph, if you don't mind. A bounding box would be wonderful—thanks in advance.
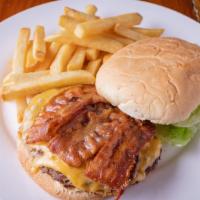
[18,37,200,200]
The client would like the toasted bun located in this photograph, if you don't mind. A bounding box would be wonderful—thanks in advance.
[96,37,200,124]
[18,138,161,200]
[17,142,102,200]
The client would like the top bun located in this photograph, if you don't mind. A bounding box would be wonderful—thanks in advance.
[96,37,200,124]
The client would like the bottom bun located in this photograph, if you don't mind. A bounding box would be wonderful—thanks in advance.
[18,137,161,200]
[18,142,102,200]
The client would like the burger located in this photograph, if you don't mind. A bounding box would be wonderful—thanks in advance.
[18,37,200,200]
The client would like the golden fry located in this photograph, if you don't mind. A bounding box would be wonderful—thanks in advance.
[114,24,149,40]
[12,28,30,121]
[33,25,46,61]
[74,13,142,38]
[105,33,134,45]
[26,41,38,69]
[25,42,50,72]
[59,15,78,32]
[67,47,86,71]
[49,42,62,55]
[46,32,124,53]
[64,7,98,22]
[85,4,97,15]
[86,48,100,61]
[132,27,164,37]
[32,42,62,72]
[12,27,30,73]
[85,58,102,76]
[3,71,49,85]
[50,44,76,73]
[2,70,95,100]
[16,98,27,122]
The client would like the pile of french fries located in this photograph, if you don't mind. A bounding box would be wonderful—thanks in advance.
[1,4,164,122]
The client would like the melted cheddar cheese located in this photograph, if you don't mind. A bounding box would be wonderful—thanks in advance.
[132,138,161,184]
[30,145,107,192]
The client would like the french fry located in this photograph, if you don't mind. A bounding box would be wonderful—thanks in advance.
[3,71,49,85]
[103,54,112,63]
[59,15,78,32]
[31,42,62,72]
[86,48,100,61]
[46,32,124,53]
[114,24,149,41]
[25,42,50,72]
[67,47,86,71]
[74,13,142,38]
[85,4,97,15]
[12,28,30,122]
[105,33,134,45]
[12,27,30,73]
[49,42,62,54]
[64,7,98,22]
[2,70,95,100]
[85,58,102,76]
[16,98,27,122]
[132,27,164,37]
[26,41,38,69]
[50,44,76,73]
[33,25,46,61]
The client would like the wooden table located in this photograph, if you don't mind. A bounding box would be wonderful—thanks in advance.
[0,0,198,22]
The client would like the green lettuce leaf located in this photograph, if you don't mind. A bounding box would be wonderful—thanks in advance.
[156,106,200,146]
[156,125,197,147]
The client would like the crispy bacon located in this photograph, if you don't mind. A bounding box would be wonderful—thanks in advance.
[85,119,155,190]
[26,85,106,143]
[26,85,155,191]
[48,103,115,167]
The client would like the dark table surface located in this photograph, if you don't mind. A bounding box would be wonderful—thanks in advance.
[0,0,198,22]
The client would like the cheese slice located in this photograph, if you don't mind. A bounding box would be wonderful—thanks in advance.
[22,88,62,134]
[132,137,161,183]
[30,145,107,193]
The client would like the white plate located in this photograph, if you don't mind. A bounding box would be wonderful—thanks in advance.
[0,0,200,200]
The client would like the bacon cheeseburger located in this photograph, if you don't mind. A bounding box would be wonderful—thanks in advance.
[18,37,200,200]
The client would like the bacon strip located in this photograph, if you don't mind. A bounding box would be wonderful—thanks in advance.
[26,85,106,143]
[85,118,154,190]
[48,104,115,167]
[25,85,155,191]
